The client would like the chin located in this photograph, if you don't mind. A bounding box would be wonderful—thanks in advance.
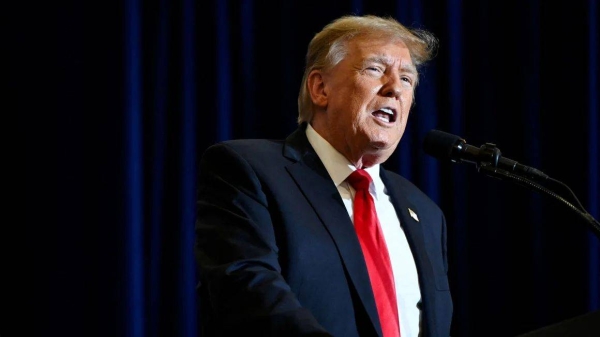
[369,141,390,150]
[370,136,400,153]
[362,150,394,167]
[368,129,401,146]
[368,141,395,156]
[368,136,398,150]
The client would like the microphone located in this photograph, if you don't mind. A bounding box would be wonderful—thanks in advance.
[423,129,549,180]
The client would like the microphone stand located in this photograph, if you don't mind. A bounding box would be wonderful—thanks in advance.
[477,163,600,240]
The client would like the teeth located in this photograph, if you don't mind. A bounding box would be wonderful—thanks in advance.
[372,108,395,123]
[380,108,394,115]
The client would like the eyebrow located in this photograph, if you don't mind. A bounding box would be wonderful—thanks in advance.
[365,55,417,75]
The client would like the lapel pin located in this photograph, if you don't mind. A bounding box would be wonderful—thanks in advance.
[408,208,419,222]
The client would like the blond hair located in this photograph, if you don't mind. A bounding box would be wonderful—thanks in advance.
[297,14,438,124]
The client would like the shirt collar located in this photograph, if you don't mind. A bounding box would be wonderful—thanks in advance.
[305,123,384,199]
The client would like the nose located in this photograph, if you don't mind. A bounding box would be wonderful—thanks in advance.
[381,75,402,99]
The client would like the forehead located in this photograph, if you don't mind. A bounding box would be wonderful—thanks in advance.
[345,35,414,65]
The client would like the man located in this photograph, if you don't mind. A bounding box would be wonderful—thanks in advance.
[196,14,452,337]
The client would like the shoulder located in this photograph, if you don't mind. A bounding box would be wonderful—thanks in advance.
[201,138,284,160]
[381,167,441,210]
[207,138,283,152]
[380,168,419,192]
[199,138,290,174]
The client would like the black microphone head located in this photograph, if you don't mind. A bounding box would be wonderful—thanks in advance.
[423,129,464,160]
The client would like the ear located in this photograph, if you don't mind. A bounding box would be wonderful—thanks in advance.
[307,69,328,108]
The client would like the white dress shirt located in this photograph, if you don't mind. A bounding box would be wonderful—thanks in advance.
[306,123,422,337]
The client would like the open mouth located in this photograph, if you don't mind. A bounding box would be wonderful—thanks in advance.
[372,107,397,123]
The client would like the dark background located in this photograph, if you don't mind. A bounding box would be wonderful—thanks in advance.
[34,0,599,336]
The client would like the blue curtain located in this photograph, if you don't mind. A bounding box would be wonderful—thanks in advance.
[47,1,598,336]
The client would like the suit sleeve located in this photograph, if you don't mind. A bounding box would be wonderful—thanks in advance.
[195,143,332,336]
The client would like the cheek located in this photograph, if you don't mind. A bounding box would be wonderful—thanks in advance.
[397,114,410,135]
[403,90,414,104]
[400,93,414,119]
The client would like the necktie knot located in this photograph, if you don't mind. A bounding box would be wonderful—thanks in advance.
[347,169,372,191]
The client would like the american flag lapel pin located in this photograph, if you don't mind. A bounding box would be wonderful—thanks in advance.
[408,208,419,222]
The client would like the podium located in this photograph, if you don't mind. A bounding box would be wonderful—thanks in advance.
[515,310,600,336]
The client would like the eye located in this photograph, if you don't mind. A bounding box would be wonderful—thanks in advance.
[401,76,414,86]
[366,66,383,73]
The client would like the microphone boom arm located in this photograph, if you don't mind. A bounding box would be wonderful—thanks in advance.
[478,164,600,239]
[422,129,599,238]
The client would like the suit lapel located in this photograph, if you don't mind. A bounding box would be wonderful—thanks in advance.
[379,169,429,261]
[380,168,435,335]
[283,125,382,336]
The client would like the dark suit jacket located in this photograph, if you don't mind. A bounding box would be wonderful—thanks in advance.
[195,123,452,337]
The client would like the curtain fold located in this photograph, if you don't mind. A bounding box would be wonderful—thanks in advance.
[586,0,599,313]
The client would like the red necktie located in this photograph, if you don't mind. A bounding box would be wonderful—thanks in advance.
[347,169,400,337]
